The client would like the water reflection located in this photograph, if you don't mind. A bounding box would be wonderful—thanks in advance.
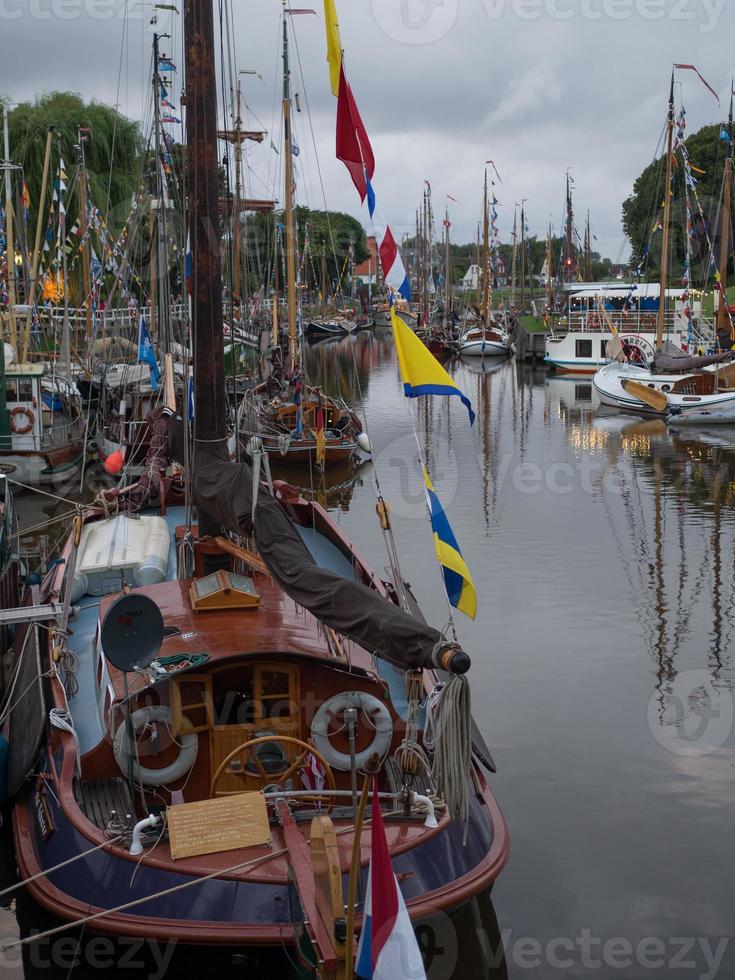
[6,334,733,979]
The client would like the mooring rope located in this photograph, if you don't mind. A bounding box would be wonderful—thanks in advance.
[429,672,472,836]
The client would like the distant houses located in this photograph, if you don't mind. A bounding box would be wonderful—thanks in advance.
[354,236,379,286]
[460,257,507,292]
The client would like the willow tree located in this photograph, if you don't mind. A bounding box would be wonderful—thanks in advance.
[7,92,144,235]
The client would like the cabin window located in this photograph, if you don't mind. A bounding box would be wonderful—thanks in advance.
[256,667,297,722]
[5,384,17,403]
[601,340,608,358]
[575,339,593,359]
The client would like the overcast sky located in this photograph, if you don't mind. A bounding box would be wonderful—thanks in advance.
[3,0,735,262]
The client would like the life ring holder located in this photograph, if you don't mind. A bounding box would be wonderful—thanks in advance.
[310,691,393,772]
[113,705,198,786]
[10,406,34,435]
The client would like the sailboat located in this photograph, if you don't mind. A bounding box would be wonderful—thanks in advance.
[459,170,510,358]
[7,1,508,970]
[0,473,21,660]
[237,21,365,468]
[594,71,735,420]
[0,108,86,485]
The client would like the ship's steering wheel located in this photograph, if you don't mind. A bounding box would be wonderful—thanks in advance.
[209,735,336,810]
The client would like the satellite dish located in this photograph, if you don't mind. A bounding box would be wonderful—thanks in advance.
[100,593,165,673]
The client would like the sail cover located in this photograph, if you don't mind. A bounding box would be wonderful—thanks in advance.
[187,439,461,672]
[653,341,734,373]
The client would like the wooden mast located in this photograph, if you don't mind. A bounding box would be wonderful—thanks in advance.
[717,84,734,340]
[76,129,93,342]
[184,0,226,442]
[282,11,298,372]
[520,200,526,313]
[584,210,592,281]
[510,205,518,309]
[233,79,243,309]
[656,71,676,353]
[443,205,451,327]
[23,128,53,363]
[564,171,575,281]
[2,105,18,357]
[481,170,490,325]
[475,222,481,309]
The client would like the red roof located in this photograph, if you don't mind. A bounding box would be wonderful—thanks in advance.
[354,236,379,276]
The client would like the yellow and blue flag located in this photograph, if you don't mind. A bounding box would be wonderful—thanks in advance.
[423,468,477,620]
[391,308,475,425]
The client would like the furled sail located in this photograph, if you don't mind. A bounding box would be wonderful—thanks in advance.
[186,438,469,674]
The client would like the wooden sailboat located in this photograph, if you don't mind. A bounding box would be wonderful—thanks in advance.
[594,73,735,420]
[7,1,508,969]
[238,19,364,468]
[0,108,86,485]
[459,170,510,358]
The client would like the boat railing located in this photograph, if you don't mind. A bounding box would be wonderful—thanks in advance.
[40,416,85,450]
[561,312,684,335]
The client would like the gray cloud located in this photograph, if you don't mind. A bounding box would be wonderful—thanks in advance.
[2,0,734,262]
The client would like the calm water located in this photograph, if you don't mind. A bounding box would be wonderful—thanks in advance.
[4,331,734,979]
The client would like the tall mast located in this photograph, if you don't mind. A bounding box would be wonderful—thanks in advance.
[564,170,575,282]
[510,205,518,309]
[656,71,676,353]
[475,222,481,309]
[24,129,53,362]
[443,206,451,327]
[717,83,734,339]
[76,129,93,342]
[271,220,279,348]
[152,33,171,353]
[481,170,489,324]
[584,210,592,281]
[546,223,553,312]
[520,200,526,312]
[233,79,243,310]
[282,12,298,371]
[2,106,18,357]
[184,0,226,441]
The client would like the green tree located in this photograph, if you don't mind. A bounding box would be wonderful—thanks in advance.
[243,207,368,292]
[622,121,731,281]
[6,92,144,235]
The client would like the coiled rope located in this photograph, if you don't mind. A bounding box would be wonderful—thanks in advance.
[429,674,472,836]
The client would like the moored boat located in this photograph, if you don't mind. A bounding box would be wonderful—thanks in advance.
[8,3,508,971]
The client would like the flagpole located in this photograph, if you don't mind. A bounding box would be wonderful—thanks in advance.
[344,773,371,980]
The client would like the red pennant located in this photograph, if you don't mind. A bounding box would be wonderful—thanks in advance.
[336,64,374,202]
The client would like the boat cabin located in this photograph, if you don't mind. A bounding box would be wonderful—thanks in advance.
[77,521,407,823]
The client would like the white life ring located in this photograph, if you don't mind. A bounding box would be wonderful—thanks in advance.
[113,705,198,786]
[310,691,393,772]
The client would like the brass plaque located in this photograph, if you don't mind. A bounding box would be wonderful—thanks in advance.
[167,793,271,860]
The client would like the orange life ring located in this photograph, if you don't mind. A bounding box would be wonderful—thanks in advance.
[10,406,35,435]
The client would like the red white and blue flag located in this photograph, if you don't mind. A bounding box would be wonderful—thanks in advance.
[355,782,426,980]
